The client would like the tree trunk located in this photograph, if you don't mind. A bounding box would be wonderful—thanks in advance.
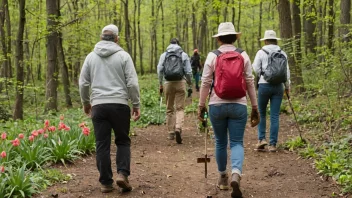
[57,4,72,108]
[24,28,31,84]
[123,0,132,56]
[137,0,143,74]
[161,1,165,50]
[192,2,197,49]
[133,0,137,63]
[13,0,26,120]
[304,1,317,54]
[232,0,235,25]
[72,0,80,85]
[4,0,11,78]
[45,0,59,112]
[150,0,155,73]
[258,0,263,49]
[223,0,230,22]
[237,0,241,47]
[0,0,8,92]
[291,0,305,92]
[327,0,334,50]
[340,0,351,42]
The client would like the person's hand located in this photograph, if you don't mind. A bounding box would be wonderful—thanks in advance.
[187,88,193,98]
[83,104,92,117]
[132,108,141,121]
[197,106,208,122]
[250,106,260,127]
[159,85,163,95]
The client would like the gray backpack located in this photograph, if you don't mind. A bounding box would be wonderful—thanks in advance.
[163,50,184,81]
[261,48,287,84]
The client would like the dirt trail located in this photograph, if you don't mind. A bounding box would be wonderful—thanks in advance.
[35,98,339,198]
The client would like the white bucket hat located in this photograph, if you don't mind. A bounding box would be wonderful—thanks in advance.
[260,30,281,41]
[212,22,241,38]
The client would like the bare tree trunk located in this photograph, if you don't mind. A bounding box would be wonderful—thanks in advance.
[304,0,317,54]
[292,0,305,92]
[72,0,80,85]
[58,4,72,108]
[137,0,144,74]
[5,0,11,78]
[258,0,263,49]
[317,0,324,49]
[133,0,137,63]
[24,28,31,84]
[237,0,241,47]
[340,0,351,42]
[13,0,26,120]
[327,0,334,50]
[232,0,235,25]
[150,0,155,73]
[123,0,132,56]
[45,0,59,112]
[223,0,230,21]
[161,1,165,50]
[192,2,197,49]
[0,0,8,92]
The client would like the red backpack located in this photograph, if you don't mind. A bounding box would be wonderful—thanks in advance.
[212,48,247,99]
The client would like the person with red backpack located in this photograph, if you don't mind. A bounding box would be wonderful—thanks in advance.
[198,22,259,198]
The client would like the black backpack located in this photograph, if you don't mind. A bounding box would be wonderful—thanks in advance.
[261,48,287,84]
[163,50,184,81]
[191,54,200,68]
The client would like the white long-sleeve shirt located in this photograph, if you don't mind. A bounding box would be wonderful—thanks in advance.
[252,44,291,89]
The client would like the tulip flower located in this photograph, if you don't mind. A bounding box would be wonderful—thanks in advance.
[37,129,44,134]
[11,138,20,147]
[44,120,50,128]
[82,127,90,136]
[18,133,24,139]
[43,134,49,138]
[1,132,7,140]
[0,166,4,173]
[31,130,39,137]
[29,135,35,142]
[60,114,64,120]
[79,122,86,128]
[48,126,56,132]
[0,151,6,158]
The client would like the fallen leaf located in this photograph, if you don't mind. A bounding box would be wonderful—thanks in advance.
[167,175,172,178]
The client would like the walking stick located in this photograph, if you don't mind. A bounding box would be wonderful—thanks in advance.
[285,90,307,144]
[158,95,162,125]
[197,112,211,178]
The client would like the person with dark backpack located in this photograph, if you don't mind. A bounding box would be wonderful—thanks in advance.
[198,22,259,198]
[252,30,291,152]
[157,38,192,144]
[190,49,202,92]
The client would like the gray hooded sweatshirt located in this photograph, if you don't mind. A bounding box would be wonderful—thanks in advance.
[157,44,192,85]
[79,40,140,108]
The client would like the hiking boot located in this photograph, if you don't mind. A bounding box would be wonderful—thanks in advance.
[175,129,182,144]
[268,145,277,152]
[230,173,242,198]
[168,132,175,140]
[217,174,229,190]
[255,139,268,150]
[100,184,113,193]
[116,173,132,192]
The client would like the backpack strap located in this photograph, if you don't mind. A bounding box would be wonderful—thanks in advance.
[261,48,269,54]
[235,48,244,54]
[212,49,222,56]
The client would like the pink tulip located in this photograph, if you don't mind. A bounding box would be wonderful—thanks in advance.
[18,133,24,139]
[58,122,66,130]
[37,129,44,134]
[82,127,90,136]
[0,151,6,158]
[1,132,7,140]
[0,166,4,173]
[60,114,64,120]
[44,120,49,128]
[11,138,20,147]
[31,130,39,137]
[79,122,86,128]
[29,135,35,142]
[48,126,56,132]
[43,134,49,138]
[64,126,70,131]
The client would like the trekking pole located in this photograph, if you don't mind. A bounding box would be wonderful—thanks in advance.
[191,97,200,134]
[158,87,163,125]
[197,112,210,178]
[285,90,307,143]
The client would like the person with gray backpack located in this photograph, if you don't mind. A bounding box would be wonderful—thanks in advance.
[252,30,291,152]
[157,38,192,144]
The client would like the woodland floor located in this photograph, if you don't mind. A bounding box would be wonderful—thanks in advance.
[35,95,343,198]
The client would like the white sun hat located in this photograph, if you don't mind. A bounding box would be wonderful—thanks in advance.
[260,30,281,41]
[212,22,241,38]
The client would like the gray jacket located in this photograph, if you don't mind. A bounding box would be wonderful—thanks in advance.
[79,40,140,108]
[157,44,192,85]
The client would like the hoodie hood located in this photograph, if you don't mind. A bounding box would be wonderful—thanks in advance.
[94,40,123,57]
[262,44,281,52]
[166,44,182,53]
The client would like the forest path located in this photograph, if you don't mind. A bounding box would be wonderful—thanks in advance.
[35,96,338,198]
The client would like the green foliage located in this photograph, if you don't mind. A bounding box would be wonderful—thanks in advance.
[284,137,307,151]
[48,132,81,166]
[5,165,39,198]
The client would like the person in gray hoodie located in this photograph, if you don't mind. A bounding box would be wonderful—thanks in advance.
[79,24,140,193]
[157,38,192,144]
[252,30,291,152]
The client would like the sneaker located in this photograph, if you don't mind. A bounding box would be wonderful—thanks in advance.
[217,174,229,190]
[255,139,268,150]
[268,145,277,152]
[230,173,242,198]
[175,130,182,144]
[116,173,132,192]
[100,184,113,193]
[167,132,175,140]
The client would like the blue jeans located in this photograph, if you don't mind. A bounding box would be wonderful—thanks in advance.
[257,83,284,146]
[193,71,200,90]
[209,103,247,175]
